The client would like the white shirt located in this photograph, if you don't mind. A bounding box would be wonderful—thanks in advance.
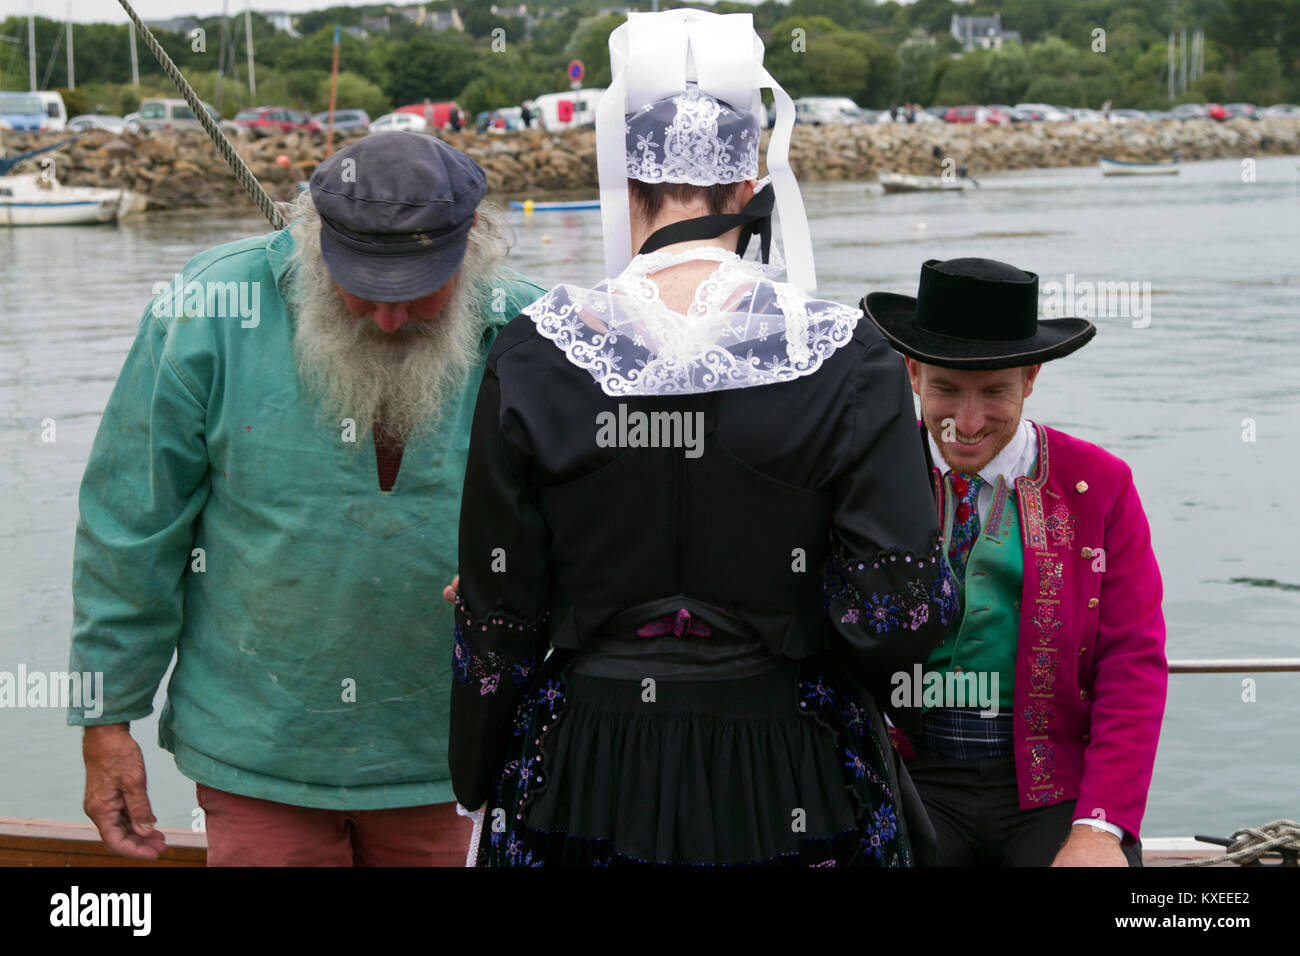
[926,417,1126,843]
[927,417,1038,518]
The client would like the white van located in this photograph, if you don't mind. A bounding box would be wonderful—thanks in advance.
[532,89,605,131]
[794,96,864,125]
[35,91,67,132]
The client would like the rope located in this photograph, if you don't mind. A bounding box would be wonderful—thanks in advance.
[456,803,484,867]
[115,0,285,230]
[1180,819,1300,867]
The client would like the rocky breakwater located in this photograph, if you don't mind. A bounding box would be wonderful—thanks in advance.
[3,118,1297,213]
[788,116,1300,180]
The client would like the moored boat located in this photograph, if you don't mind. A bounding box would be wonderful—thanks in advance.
[0,173,137,226]
[878,171,975,194]
[508,198,601,211]
[1099,157,1181,176]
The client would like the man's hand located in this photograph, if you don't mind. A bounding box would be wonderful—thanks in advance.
[442,575,459,605]
[82,724,167,860]
[1050,823,1127,867]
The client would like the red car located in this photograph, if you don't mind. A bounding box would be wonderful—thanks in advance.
[1205,103,1232,121]
[944,105,1009,125]
[234,106,322,136]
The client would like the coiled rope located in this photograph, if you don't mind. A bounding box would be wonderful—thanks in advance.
[116,0,286,229]
[1181,819,1300,867]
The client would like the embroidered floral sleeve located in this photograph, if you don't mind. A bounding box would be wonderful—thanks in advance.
[449,364,553,811]
[824,338,958,732]
[452,597,547,698]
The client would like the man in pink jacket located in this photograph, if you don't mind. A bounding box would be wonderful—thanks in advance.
[862,258,1167,866]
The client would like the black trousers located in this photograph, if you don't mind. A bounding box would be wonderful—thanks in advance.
[908,756,1143,867]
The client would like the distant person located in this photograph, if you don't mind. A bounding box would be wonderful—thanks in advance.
[68,134,546,867]
[862,258,1167,866]
[889,103,899,121]
[1102,99,1112,118]
[906,102,917,124]
[521,103,533,129]
[450,107,463,133]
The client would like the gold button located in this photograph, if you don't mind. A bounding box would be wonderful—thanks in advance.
[1081,547,1093,558]
[1076,481,1089,493]
[1080,689,1087,701]
[1088,598,1099,608]
[1079,646,1087,655]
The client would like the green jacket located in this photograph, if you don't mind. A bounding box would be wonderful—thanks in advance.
[67,227,545,810]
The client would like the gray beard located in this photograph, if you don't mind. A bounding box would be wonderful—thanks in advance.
[289,254,486,447]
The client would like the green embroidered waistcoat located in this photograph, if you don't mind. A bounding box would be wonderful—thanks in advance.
[925,474,1022,710]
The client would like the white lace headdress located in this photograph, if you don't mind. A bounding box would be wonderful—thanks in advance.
[625,85,758,185]
[523,8,859,398]
[595,8,818,293]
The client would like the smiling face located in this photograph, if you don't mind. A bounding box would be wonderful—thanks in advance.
[906,358,1041,474]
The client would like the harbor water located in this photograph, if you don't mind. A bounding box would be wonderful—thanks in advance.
[1,155,1297,838]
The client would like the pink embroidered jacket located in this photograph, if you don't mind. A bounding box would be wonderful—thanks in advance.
[900,421,1168,842]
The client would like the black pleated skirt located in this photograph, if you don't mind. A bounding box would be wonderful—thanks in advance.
[475,652,912,866]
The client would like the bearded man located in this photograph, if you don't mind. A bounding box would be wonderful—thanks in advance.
[863,258,1167,867]
[67,133,545,866]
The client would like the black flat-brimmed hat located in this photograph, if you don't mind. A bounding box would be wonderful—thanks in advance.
[862,258,1095,370]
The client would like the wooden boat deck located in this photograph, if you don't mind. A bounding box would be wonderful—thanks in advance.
[0,817,1241,867]
[0,817,206,867]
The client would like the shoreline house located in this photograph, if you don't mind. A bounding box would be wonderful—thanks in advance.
[951,13,1021,52]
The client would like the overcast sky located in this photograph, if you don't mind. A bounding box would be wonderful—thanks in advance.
[3,0,782,25]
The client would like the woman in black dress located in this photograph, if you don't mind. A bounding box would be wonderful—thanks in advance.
[448,15,956,867]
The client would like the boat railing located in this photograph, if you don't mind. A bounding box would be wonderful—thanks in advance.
[1167,658,1300,674]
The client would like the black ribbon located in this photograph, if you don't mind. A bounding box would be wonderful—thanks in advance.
[636,184,775,262]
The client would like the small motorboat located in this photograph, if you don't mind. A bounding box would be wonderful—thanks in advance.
[878,171,975,194]
[1099,157,1181,176]
[508,198,600,211]
[0,172,136,226]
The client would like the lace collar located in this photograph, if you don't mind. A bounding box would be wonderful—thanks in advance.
[521,242,861,397]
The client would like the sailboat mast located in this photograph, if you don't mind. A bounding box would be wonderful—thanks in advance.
[28,2,37,91]
[245,0,256,96]
[66,1,75,89]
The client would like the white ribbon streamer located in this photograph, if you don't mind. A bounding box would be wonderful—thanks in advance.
[596,9,818,293]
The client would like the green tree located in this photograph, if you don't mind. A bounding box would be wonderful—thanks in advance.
[319,71,390,117]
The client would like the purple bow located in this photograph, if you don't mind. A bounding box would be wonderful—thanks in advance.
[637,607,712,638]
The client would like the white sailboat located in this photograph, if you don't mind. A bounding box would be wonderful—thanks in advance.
[0,173,135,226]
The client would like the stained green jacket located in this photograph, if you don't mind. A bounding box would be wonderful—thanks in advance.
[67,228,545,809]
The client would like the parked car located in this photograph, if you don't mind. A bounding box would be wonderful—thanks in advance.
[1171,103,1209,120]
[234,106,322,136]
[1015,102,1071,122]
[1072,107,1107,122]
[1108,109,1148,123]
[34,91,68,131]
[1261,103,1300,118]
[1204,103,1232,121]
[1223,102,1259,120]
[67,114,127,134]
[986,104,1028,122]
[944,105,1009,124]
[369,112,428,134]
[530,89,604,131]
[312,109,370,132]
[0,92,51,131]
[793,96,865,125]
[138,98,200,131]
